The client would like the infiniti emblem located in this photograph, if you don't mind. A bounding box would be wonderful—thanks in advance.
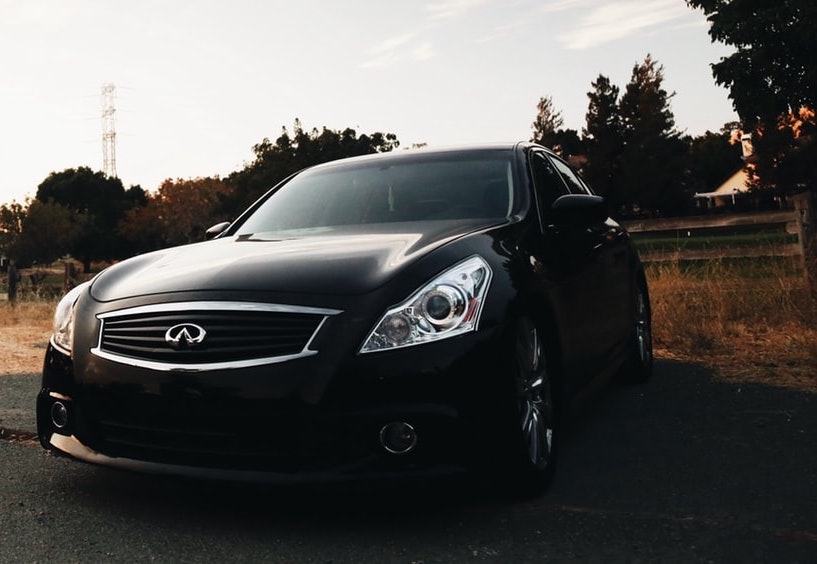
[165,323,207,349]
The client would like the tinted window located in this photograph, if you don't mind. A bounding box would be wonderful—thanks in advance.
[236,155,515,234]
[548,156,591,195]
[529,151,569,221]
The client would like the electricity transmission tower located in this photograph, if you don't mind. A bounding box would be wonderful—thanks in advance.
[101,83,118,178]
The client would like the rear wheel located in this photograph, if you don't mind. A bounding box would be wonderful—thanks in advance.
[619,279,653,383]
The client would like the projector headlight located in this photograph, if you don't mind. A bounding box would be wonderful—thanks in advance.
[51,282,88,356]
[360,256,492,353]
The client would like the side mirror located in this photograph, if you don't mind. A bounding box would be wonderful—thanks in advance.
[551,194,608,227]
[205,221,231,240]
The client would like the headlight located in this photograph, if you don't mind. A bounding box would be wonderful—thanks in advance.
[51,282,89,356]
[360,256,492,353]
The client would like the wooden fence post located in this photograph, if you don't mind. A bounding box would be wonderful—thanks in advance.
[792,189,817,296]
[63,260,78,292]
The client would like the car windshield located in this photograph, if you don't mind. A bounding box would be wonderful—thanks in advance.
[235,152,515,235]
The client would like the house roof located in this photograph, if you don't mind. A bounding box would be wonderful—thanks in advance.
[693,168,751,199]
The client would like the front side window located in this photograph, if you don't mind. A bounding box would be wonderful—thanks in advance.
[548,155,591,195]
[236,153,515,236]
[529,151,569,224]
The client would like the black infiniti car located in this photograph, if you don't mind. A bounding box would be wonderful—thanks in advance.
[38,142,652,497]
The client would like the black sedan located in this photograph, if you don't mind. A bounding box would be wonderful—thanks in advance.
[38,142,652,497]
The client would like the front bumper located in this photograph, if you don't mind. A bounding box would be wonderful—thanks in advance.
[46,430,465,485]
[37,324,506,482]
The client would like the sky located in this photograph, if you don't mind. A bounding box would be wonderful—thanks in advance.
[0,0,738,205]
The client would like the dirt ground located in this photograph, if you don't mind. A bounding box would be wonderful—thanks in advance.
[1,327,49,376]
[1,300,53,376]
[660,349,816,393]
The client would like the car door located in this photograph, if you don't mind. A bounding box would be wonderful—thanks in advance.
[546,153,633,365]
[521,149,608,391]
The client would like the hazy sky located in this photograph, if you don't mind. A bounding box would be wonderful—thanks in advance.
[0,0,737,205]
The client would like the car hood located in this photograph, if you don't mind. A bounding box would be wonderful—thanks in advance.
[90,220,497,302]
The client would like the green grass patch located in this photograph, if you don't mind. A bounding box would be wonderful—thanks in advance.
[632,230,797,252]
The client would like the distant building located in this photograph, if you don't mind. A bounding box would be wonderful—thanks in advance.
[693,168,752,209]
[697,108,814,211]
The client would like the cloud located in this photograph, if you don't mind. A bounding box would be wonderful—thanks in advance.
[0,0,81,28]
[539,0,595,14]
[361,0,520,67]
[557,0,689,50]
[474,0,596,44]
[424,0,488,20]
[360,37,435,68]
[360,33,421,68]
[412,42,435,62]
[368,33,418,55]
[475,18,527,43]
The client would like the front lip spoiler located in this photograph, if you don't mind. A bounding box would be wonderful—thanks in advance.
[49,433,463,485]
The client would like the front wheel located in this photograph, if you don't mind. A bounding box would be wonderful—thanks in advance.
[491,317,560,498]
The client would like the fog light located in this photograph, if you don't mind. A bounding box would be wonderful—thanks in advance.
[379,421,417,455]
[51,401,69,429]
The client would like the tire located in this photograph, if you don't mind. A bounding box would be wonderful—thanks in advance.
[492,317,560,498]
[618,277,653,384]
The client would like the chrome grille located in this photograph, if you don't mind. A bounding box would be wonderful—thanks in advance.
[91,301,340,370]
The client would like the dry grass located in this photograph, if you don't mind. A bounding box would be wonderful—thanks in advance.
[647,259,817,392]
[3,264,816,391]
[0,299,55,376]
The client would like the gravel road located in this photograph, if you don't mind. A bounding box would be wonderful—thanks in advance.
[0,371,39,437]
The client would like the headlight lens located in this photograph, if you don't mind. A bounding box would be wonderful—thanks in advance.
[51,282,88,356]
[360,256,492,353]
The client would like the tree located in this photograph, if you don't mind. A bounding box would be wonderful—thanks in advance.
[530,96,564,149]
[583,75,623,200]
[119,177,231,253]
[686,0,816,124]
[548,129,583,160]
[224,121,399,217]
[0,200,26,261]
[686,0,817,193]
[744,108,817,196]
[10,200,80,266]
[684,124,744,199]
[688,0,817,289]
[35,167,146,271]
[617,55,689,216]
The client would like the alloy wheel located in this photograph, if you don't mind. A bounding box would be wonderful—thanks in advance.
[635,286,653,368]
[515,322,554,469]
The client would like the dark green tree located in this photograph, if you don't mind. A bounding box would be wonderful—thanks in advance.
[583,75,623,201]
[686,0,816,123]
[10,200,80,266]
[686,0,817,194]
[0,200,26,261]
[35,167,146,271]
[618,55,689,216]
[549,129,583,160]
[530,96,564,149]
[223,120,399,217]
